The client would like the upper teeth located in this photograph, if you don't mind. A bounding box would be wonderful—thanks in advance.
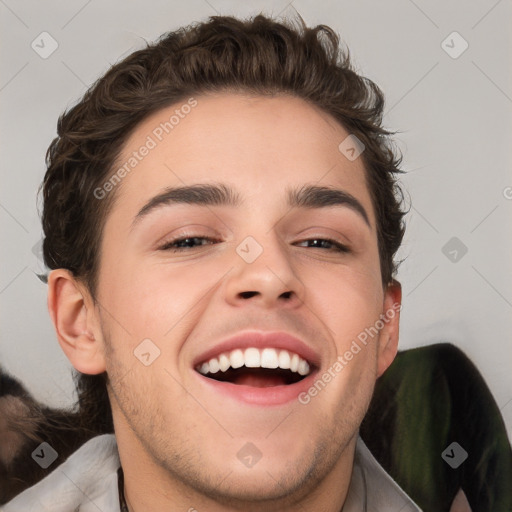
[197,348,310,376]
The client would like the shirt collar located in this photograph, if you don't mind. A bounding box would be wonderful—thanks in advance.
[342,437,422,511]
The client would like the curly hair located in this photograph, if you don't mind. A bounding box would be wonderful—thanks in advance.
[41,14,406,437]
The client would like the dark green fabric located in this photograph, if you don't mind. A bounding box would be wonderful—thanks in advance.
[360,343,512,512]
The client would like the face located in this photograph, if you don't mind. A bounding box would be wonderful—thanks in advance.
[89,93,400,503]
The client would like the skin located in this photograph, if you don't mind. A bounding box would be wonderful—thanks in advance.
[48,93,401,511]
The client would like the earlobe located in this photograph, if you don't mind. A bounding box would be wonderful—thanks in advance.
[376,280,402,377]
[47,269,106,375]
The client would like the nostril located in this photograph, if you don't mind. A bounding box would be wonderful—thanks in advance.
[239,291,258,299]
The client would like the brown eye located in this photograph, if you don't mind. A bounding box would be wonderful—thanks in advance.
[295,238,350,253]
[160,236,218,252]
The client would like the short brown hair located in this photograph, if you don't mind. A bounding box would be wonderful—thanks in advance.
[41,14,405,434]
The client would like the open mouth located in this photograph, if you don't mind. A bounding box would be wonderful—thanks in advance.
[195,347,314,388]
[200,367,306,387]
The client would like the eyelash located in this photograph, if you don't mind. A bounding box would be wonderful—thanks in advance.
[159,236,350,253]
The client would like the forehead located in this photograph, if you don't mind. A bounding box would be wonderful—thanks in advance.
[109,93,374,226]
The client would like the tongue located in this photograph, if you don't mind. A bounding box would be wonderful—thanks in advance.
[233,373,287,387]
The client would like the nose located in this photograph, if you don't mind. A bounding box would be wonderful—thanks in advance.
[223,233,305,309]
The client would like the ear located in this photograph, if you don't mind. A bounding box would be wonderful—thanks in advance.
[376,280,402,377]
[47,269,106,375]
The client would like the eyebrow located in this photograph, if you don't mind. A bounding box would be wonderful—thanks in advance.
[131,182,370,228]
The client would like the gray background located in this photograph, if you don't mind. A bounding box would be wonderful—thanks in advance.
[1,0,511,439]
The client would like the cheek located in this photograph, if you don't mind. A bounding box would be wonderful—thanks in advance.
[305,259,383,338]
[302,258,383,394]
[99,255,227,344]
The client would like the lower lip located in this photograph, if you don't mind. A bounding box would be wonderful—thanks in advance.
[193,369,318,406]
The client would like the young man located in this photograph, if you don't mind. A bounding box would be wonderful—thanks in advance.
[4,14,421,511]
